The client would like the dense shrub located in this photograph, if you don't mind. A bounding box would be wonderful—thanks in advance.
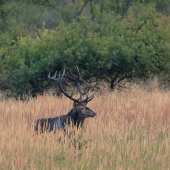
[0,3,170,97]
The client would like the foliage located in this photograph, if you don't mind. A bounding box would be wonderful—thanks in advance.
[105,3,170,88]
[0,2,170,97]
[1,0,170,33]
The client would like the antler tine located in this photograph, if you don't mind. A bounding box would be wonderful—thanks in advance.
[65,68,84,101]
[48,71,52,79]
[86,93,94,102]
[83,86,91,95]
[71,72,91,96]
[48,71,58,79]
[79,93,94,103]
[58,71,61,79]
[61,70,65,79]
[54,70,58,78]
[76,66,80,81]
[48,70,79,102]
[69,67,94,104]
[66,68,75,81]
[76,93,94,104]
[49,67,94,105]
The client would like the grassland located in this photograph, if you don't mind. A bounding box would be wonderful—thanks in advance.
[0,86,170,170]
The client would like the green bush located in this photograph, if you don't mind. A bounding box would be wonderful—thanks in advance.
[0,3,170,97]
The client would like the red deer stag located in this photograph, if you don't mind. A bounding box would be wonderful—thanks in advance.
[34,67,96,133]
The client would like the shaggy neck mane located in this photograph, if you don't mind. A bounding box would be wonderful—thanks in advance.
[67,108,84,128]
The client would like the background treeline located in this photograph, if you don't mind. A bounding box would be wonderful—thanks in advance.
[0,0,170,98]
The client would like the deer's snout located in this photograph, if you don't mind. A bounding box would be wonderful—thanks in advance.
[91,112,96,117]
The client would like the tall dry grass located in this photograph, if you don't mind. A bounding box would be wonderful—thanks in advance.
[0,85,170,170]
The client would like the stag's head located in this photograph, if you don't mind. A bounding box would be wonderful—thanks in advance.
[48,67,96,118]
[73,105,96,119]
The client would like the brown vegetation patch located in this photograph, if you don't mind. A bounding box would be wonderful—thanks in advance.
[0,86,170,169]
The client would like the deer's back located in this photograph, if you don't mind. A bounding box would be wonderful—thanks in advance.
[34,115,67,132]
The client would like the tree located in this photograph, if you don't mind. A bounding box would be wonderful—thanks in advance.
[0,3,170,97]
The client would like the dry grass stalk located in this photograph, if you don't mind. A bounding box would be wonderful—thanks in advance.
[0,85,170,169]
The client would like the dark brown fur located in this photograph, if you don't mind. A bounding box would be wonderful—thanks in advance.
[34,105,96,133]
[34,67,96,133]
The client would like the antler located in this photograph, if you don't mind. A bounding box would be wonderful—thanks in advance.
[48,70,77,102]
[48,67,94,105]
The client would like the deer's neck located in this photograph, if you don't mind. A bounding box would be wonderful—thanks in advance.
[67,109,84,128]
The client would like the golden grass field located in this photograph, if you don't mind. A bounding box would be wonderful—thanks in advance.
[0,85,170,170]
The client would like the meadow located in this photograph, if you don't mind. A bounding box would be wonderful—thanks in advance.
[0,85,170,170]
